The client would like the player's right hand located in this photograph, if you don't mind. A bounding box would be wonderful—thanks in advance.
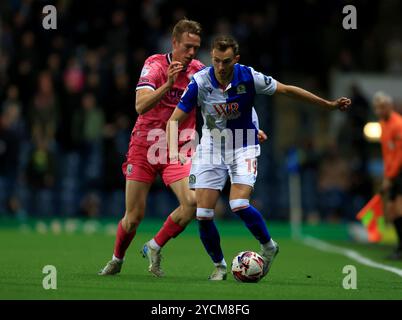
[167,61,183,87]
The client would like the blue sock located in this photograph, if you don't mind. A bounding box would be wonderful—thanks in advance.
[198,219,224,263]
[235,205,271,244]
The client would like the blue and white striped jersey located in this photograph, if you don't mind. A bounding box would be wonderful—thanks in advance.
[178,63,277,148]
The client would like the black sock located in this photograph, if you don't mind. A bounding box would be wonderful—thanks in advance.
[393,217,402,251]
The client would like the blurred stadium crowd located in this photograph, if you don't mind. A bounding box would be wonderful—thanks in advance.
[0,0,401,221]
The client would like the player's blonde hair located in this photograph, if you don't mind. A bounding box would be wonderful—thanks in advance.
[373,91,393,106]
[172,19,202,41]
[211,35,239,55]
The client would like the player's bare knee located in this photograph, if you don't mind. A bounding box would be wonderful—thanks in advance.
[179,194,196,215]
[184,200,197,214]
[125,218,142,232]
[171,202,194,226]
[180,191,196,207]
[123,211,144,232]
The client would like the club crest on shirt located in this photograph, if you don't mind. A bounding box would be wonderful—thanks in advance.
[388,141,395,150]
[140,66,150,77]
[126,164,133,175]
[236,84,246,94]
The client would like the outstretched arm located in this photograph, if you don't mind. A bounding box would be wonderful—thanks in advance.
[275,81,351,111]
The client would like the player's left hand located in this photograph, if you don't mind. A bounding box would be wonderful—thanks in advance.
[332,97,352,111]
[257,130,268,143]
[166,61,184,88]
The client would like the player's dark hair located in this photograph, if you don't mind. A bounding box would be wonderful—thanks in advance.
[211,35,239,55]
[172,19,202,41]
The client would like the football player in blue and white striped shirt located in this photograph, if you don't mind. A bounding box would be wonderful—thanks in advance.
[167,35,351,280]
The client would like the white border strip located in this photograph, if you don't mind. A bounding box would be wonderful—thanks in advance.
[302,236,402,277]
[136,84,156,91]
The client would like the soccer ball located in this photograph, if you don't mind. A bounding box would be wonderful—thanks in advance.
[231,251,265,283]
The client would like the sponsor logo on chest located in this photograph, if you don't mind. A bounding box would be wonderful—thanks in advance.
[212,102,241,120]
[166,88,184,103]
[236,84,246,94]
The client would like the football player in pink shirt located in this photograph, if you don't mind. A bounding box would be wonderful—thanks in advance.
[99,19,204,277]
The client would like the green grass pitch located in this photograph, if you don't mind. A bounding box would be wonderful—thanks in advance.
[0,220,401,300]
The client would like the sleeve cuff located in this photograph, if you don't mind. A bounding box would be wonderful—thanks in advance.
[177,102,192,113]
[136,84,156,91]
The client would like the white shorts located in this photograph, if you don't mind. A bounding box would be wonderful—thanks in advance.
[189,145,259,190]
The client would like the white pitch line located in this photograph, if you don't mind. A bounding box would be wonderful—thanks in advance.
[302,236,402,278]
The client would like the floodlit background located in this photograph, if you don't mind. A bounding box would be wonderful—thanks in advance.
[2,0,402,302]
[1,0,402,225]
